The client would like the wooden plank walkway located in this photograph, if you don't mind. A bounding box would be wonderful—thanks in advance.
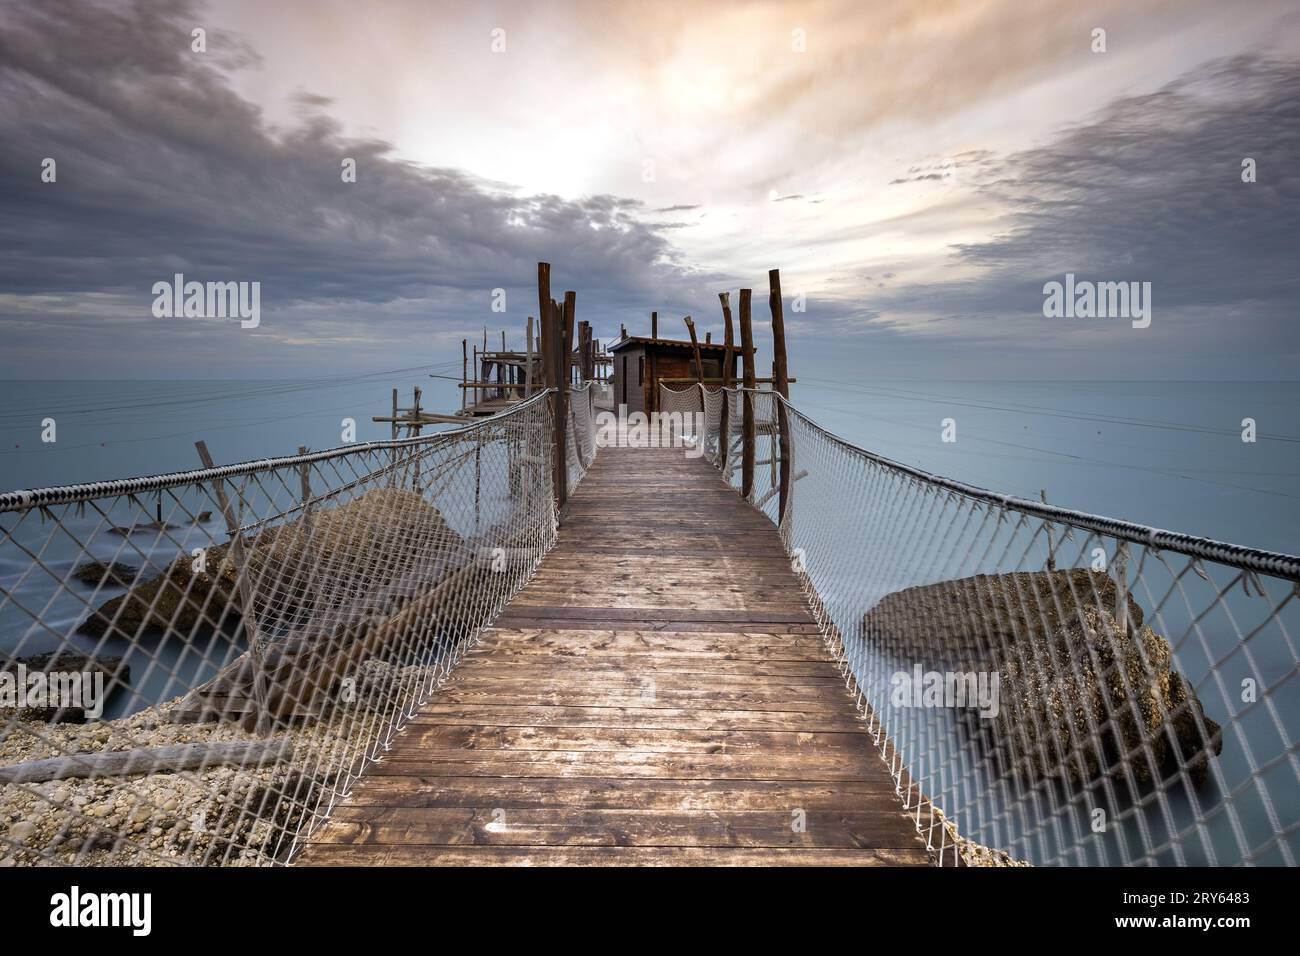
[297,445,929,866]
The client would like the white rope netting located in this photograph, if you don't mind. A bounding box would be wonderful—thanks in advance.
[705,386,1300,867]
[0,391,580,866]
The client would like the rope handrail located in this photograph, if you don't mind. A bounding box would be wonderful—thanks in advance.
[731,386,1300,584]
[0,390,558,514]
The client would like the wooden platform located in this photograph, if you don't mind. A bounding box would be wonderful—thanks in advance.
[297,445,929,866]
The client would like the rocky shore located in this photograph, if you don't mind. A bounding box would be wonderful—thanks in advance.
[0,659,421,866]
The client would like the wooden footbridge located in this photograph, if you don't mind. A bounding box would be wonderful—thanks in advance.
[4,260,1295,869]
[297,442,929,865]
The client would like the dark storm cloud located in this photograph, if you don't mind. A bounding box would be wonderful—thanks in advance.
[0,0,699,368]
[865,55,1300,371]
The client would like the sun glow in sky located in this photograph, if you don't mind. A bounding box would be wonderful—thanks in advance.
[211,0,1298,289]
[1,0,1298,378]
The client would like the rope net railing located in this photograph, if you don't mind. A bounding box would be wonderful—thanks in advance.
[566,382,598,491]
[698,383,1300,867]
[656,382,723,461]
[0,389,592,866]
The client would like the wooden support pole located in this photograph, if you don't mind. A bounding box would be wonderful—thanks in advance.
[412,386,423,490]
[719,292,735,465]
[460,341,468,411]
[1041,489,1056,571]
[651,311,658,340]
[739,289,756,499]
[537,263,563,514]
[684,316,704,385]
[769,269,792,522]
[390,387,399,482]
[194,441,270,737]
[525,316,535,397]
[551,296,571,510]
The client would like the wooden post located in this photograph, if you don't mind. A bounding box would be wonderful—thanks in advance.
[563,291,577,389]
[1041,489,1056,571]
[390,387,399,483]
[525,316,534,397]
[194,441,270,737]
[684,316,704,385]
[1114,540,1130,633]
[411,386,423,491]
[769,269,792,522]
[551,296,572,511]
[460,340,468,411]
[651,311,658,340]
[296,444,318,612]
[538,263,564,514]
[719,292,735,466]
[739,289,756,499]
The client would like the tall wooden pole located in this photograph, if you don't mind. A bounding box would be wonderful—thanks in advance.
[538,263,564,516]
[525,315,534,397]
[719,292,735,467]
[739,289,756,499]
[769,269,792,521]
[562,292,577,388]
[684,316,704,385]
[552,296,571,510]
[651,311,658,340]
[389,386,399,484]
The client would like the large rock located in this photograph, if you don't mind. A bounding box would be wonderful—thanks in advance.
[79,488,462,641]
[862,569,1145,670]
[862,570,1222,787]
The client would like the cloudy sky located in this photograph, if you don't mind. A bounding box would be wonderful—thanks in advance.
[1,0,1298,380]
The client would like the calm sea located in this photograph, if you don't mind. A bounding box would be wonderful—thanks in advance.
[2,378,1295,553]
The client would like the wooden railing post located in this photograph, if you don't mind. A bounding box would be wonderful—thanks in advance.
[769,269,792,522]
[739,289,756,499]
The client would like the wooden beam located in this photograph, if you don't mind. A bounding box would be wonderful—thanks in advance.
[0,740,295,785]
[739,289,756,499]
[769,269,792,522]
[651,311,658,340]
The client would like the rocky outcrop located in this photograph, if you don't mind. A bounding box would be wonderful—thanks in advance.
[71,561,141,588]
[78,488,462,641]
[862,569,1222,787]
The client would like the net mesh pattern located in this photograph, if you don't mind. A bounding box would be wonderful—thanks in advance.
[0,390,593,866]
[702,384,1300,866]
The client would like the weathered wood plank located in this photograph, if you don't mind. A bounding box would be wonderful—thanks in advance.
[297,845,930,867]
[296,444,925,867]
